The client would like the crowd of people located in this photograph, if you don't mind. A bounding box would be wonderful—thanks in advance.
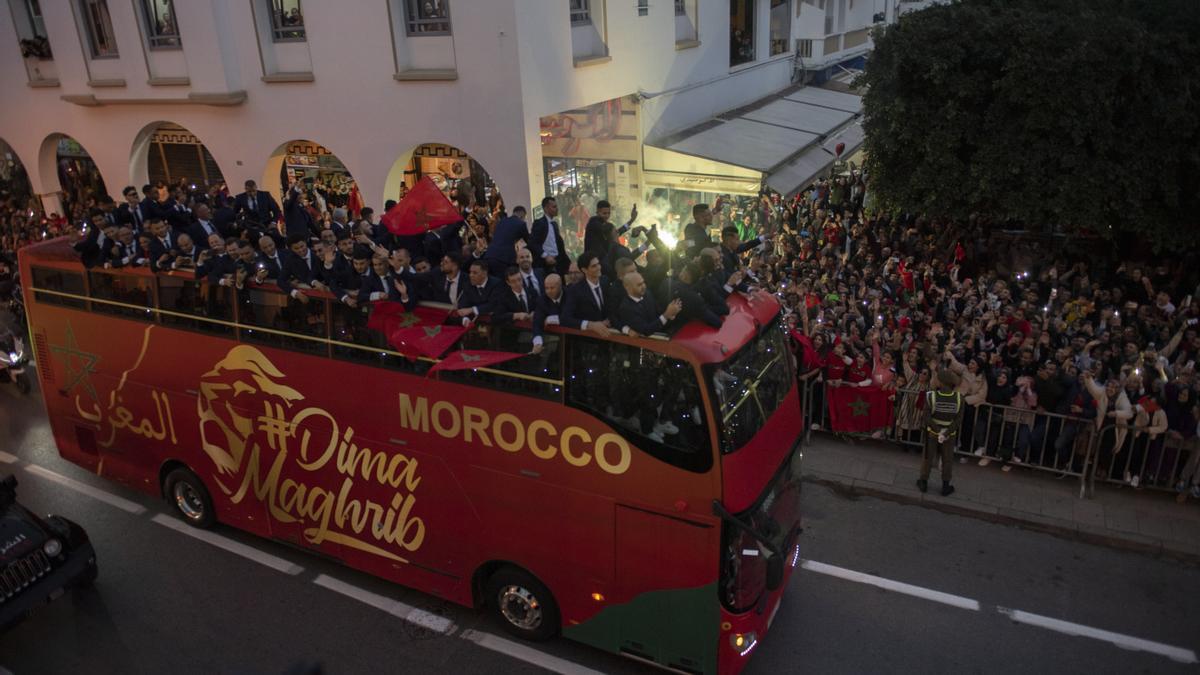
[766,180,1200,501]
[8,165,1200,501]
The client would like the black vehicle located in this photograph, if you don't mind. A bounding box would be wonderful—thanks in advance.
[1,474,97,629]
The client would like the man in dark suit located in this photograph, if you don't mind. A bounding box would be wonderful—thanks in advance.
[117,185,147,232]
[583,200,636,259]
[452,259,500,325]
[145,218,179,272]
[73,210,118,269]
[719,225,769,280]
[561,251,614,336]
[681,203,715,260]
[359,256,414,309]
[283,183,317,240]
[661,262,724,331]
[188,203,224,249]
[515,247,545,298]
[257,234,291,283]
[485,207,530,277]
[617,272,682,338]
[532,273,564,354]
[106,226,141,268]
[530,196,568,276]
[492,266,539,325]
[279,233,332,301]
[234,180,282,228]
[330,245,373,307]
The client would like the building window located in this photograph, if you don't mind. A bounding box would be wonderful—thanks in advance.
[674,0,686,15]
[25,0,47,37]
[637,0,648,16]
[140,0,180,48]
[267,0,305,41]
[405,0,450,35]
[796,38,812,58]
[570,0,591,25]
[729,0,755,67]
[79,0,118,57]
[769,0,790,55]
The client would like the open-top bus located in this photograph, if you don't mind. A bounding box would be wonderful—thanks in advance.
[20,238,802,674]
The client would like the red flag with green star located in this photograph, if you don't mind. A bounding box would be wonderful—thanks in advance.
[427,349,524,376]
[827,385,894,433]
[389,321,467,359]
[382,176,462,235]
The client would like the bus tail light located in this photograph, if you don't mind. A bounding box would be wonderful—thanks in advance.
[590,592,605,602]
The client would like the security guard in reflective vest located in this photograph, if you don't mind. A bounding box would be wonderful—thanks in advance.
[919,369,963,496]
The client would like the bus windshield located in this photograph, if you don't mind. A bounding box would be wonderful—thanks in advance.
[709,319,793,454]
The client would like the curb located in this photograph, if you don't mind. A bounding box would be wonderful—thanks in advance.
[802,473,1200,566]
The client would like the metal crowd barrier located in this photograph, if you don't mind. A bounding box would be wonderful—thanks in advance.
[799,379,1096,498]
[1089,424,1200,496]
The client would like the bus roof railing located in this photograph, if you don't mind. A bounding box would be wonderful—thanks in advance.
[20,237,777,365]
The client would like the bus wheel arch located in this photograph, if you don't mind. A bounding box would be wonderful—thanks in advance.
[159,461,217,529]
[475,562,560,641]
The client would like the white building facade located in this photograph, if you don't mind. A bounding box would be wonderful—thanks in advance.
[0,0,888,227]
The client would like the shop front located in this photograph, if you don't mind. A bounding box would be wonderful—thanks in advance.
[540,95,640,253]
[279,141,359,212]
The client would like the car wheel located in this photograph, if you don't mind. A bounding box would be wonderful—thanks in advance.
[485,566,560,641]
[164,468,216,528]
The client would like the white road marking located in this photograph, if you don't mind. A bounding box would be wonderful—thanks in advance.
[150,513,304,576]
[0,450,17,463]
[997,607,1199,664]
[312,574,456,635]
[459,630,607,675]
[801,559,981,611]
[23,464,147,514]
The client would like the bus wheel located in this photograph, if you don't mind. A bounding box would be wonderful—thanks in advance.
[164,468,216,529]
[485,566,560,641]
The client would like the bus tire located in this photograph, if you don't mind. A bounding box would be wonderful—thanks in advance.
[163,467,216,529]
[485,566,560,642]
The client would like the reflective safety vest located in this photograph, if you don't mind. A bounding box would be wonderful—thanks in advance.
[926,390,963,437]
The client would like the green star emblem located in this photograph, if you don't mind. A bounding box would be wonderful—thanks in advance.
[397,312,423,328]
[50,323,100,402]
[848,396,871,417]
[423,325,442,338]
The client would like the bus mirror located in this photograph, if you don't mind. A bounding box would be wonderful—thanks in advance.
[766,554,784,591]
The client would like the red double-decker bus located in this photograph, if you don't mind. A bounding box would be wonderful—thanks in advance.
[20,238,802,674]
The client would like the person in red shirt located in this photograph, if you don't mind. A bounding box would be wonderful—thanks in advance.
[824,341,852,385]
[846,350,873,387]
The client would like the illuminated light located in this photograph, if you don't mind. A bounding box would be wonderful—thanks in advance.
[731,632,758,656]
[590,592,605,602]
[657,230,678,249]
[791,543,801,568]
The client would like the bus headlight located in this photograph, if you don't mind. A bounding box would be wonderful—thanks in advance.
[731,632,758,656]
[8,352,19,364]
[43,538,63,557]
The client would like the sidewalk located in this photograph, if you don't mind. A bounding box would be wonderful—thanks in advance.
[801,433,1200,563]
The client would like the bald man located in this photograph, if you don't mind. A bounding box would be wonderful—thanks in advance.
[532,273,564,354]
[618,272,682,338]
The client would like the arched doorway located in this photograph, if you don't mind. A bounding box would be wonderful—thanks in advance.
[52,135,107,222]
[383,143,501,214]
[130,121,226,194]
[0,138,36,215]
[262,139,360,219]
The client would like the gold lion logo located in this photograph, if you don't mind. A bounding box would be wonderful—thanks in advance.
[196,345,303,487]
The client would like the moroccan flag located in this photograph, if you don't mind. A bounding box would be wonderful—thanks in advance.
[366,302,448,333]
[381,176,462,236]
[390,322,467,359]
[347,184,364,219]
[427,350,524,376]
[827,385,895,433]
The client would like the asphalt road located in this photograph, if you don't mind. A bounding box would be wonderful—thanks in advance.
[1,379,1197,675]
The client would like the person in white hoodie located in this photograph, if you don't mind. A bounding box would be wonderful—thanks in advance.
[1084,373,1134,480]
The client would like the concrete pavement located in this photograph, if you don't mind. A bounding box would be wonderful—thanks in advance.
[801,433,1200,563]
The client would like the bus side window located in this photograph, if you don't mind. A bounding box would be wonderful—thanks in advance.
[566,336,711,473]
[31,267,86,309]
[157,275,235,336]
[240,290,329,356]
[88,269,155,319]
